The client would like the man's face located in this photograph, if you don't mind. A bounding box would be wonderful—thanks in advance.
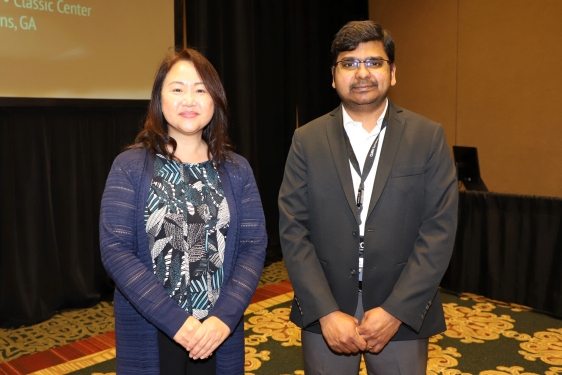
[332,41,396,112]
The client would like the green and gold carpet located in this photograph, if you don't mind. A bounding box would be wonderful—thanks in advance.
[1,261,561,375]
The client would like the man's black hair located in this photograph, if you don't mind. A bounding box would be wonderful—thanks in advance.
[331,20,395,65]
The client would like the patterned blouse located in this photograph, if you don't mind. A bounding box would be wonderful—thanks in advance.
[144,154,230,320]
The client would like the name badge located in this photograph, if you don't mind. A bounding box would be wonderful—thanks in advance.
[358,236,364,281]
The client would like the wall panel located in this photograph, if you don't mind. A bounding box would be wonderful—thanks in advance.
[456,0,562,196]
[369,0,458,150]
[370,0,562,197]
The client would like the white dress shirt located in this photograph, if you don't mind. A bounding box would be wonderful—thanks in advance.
[342,99,388,236]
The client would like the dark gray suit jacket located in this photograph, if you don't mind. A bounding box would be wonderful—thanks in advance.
[278,100,458,340]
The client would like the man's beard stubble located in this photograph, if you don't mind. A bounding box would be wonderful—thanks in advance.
[338,79,387,113]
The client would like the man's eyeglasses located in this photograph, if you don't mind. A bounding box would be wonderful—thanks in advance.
[334,59,391,71]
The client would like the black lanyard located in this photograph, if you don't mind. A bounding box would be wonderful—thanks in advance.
[342,109,389,222]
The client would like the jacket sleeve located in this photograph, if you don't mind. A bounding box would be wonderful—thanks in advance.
[380,125,459,332]
[208,158,267,332]
[278,130,340,327]
[99,155,189,338]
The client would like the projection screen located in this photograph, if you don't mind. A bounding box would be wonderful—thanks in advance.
[0,0,175,100]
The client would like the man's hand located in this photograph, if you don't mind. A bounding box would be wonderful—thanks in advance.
[185,316,231,360]
[356,307,401,353]
[319,310,367,354]
[173,316,202,349]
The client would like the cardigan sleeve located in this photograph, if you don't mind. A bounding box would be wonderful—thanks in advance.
[99,153,189,338]
[208,157,267,331]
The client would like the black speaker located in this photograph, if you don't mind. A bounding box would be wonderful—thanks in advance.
[453,146,488,192]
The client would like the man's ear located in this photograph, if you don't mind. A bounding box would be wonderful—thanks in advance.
[331,66,336,89]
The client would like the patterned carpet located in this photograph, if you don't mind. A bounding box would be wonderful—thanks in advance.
[1,261,561,374]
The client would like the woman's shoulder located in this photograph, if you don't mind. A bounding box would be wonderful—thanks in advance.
[223,152,251,173]
[226,152,249,166]
[111,147,151,176]
[221,152,254,183]
[114,147,149,163]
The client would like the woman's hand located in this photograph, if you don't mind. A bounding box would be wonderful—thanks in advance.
[185,316,231,359]
[173,316,202,349]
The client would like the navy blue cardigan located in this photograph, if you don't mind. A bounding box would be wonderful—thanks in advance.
[100,148,267,374]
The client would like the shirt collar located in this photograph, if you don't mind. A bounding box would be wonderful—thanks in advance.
[342,99,389,134]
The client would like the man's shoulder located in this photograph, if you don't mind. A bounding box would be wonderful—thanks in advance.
[392,102,441,130]
[296,107,340,136]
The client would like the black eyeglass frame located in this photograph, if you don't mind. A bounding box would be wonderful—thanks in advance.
[333,58,392,68]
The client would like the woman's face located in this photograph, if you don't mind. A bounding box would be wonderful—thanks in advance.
[161,60,215,141]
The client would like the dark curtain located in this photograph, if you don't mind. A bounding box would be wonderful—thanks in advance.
[3,8,561,327]
[442,191,562,317]
[186,0,368,256]
[285,1,369,125]
[0,106,145,327]
[0,1,368,328]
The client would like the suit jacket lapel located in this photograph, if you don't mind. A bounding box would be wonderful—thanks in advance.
[326,105,360,225]
[367,100,405,218]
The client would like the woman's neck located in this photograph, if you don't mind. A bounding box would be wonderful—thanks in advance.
[168,135,209,163]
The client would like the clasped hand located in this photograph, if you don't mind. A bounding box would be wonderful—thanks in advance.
[319,307,401,354]
[172,316,230,359]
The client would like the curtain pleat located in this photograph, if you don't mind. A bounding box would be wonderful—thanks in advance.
[441,191,562,318]
[0,107,144,327]
[2,4,561,327]
[186,0,369,253]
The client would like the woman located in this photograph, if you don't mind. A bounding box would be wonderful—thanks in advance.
[99,48,267,374]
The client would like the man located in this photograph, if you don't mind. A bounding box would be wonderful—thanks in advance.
[278,21,458,374]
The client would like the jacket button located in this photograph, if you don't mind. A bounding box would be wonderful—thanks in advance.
[352,231,357,237]
[350,269,357,276]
